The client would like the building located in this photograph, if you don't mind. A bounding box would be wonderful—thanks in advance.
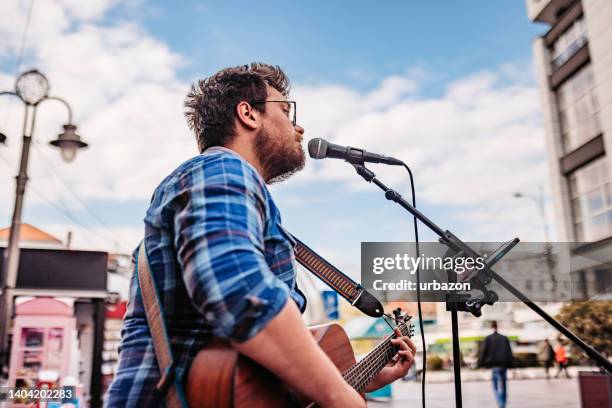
[0,223,65,249]
[527,0,612,299]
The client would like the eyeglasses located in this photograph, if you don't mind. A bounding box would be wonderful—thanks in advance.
[251,100,297,126]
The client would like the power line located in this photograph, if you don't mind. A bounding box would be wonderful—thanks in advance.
[15,0,36,72]
[0,146,119,248]
[31,141,122,242]
[27,183,119,247]
[2,0,36,130]
[0,150,14,169]
[1,1,123,251]
[0,0,121,250]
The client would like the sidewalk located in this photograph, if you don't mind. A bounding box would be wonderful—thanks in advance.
[369,377,580,408]
[422,365,591,383]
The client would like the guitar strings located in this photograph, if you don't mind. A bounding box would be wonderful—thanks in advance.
[345,322,409,381]
[352,335,402,390]
[342,323,411,391]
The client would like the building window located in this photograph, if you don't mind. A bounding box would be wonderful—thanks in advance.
[569,157,612,241]
[557,64,601,153]
[594,268,612,296]
[551,17,588,68]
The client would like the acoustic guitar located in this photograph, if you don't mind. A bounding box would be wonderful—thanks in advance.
[186,312,414,407]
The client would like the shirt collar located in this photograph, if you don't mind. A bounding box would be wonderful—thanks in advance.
[203,146,265,182]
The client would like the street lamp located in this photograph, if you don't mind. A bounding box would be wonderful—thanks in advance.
[513,185,550,243]
[514,185,557,298]
[0,69,88,366]
[50,124,88,162]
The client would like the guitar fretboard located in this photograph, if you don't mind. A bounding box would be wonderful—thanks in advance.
[342,321,413,392]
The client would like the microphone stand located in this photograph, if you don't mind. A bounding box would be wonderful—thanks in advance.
[349,163,612,408]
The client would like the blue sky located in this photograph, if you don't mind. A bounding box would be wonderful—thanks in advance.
[138,1,549,94]
[144,1,545,88]
[0,1,554,278]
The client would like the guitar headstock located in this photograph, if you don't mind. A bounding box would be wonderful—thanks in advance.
[387,308,415,338]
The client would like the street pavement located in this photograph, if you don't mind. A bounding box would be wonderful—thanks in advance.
[368,377,580,407]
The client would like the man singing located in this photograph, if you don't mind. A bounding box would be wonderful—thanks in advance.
[106,63,416,407]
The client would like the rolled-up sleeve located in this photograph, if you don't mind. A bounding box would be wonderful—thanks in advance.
[172,160,289,342]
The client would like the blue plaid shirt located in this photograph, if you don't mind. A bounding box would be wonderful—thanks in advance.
[106,147,306,407]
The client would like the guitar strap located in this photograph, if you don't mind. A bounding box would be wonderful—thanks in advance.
[137,241,189,408]
[290,235,383,318]
[137,232,383,406]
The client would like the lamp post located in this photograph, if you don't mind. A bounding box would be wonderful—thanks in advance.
[513,185,550,243]
[514,185,557,298]
[0,69,88,368]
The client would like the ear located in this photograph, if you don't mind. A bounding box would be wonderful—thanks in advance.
[235,101,260,131]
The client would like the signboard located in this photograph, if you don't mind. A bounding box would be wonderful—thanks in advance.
[0,247,108,292]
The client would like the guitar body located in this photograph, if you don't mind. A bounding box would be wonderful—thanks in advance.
[186,323,357,408]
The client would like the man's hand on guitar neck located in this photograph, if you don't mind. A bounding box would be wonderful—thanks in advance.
[364,328,417,393]
[232,300,366,408]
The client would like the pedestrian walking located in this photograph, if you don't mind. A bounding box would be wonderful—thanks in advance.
[554,342,571,378]
[478,321,514,408]
[539,339,555,379]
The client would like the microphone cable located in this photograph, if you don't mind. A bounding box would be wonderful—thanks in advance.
[403,163,426,408]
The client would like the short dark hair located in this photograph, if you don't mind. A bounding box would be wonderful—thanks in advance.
[184,63,290,152]
[491,321,498,330]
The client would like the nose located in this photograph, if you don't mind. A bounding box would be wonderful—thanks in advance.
[295,124,305,135]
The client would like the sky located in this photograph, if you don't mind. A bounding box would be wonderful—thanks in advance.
[0,0,554,278]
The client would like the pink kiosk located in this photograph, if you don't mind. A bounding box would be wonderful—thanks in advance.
[8,298,79,406]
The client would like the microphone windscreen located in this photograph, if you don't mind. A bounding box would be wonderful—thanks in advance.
[308,138,328,159]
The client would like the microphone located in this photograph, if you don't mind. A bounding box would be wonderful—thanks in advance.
[308,138,403,166]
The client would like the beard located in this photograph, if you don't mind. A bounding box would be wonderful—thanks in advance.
[254,126,305,184]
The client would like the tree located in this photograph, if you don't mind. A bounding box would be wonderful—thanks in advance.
[556,301,612,360]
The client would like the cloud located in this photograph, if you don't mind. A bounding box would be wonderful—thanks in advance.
[0,0,193,207]
[0,0,192,251]
[0,0,552,254]
[290,66,549,211]
[278,64,552,243]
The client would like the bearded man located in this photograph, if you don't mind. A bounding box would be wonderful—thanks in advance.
[107,63,415,407]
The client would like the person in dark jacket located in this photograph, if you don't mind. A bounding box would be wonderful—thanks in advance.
[478,321,513,408]
[540,339,555,378]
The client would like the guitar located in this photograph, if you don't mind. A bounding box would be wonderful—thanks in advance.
[186,312,414,407]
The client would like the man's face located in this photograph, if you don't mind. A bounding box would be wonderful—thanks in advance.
[255,86,305,183]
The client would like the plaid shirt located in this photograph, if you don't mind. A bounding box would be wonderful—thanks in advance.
[106,147,306,407]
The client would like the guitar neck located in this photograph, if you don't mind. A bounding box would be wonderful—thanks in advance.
[341,322,411,392]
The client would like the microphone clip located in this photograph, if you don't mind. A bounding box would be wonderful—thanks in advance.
[343,146,370,165]
[351,163,376,182]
